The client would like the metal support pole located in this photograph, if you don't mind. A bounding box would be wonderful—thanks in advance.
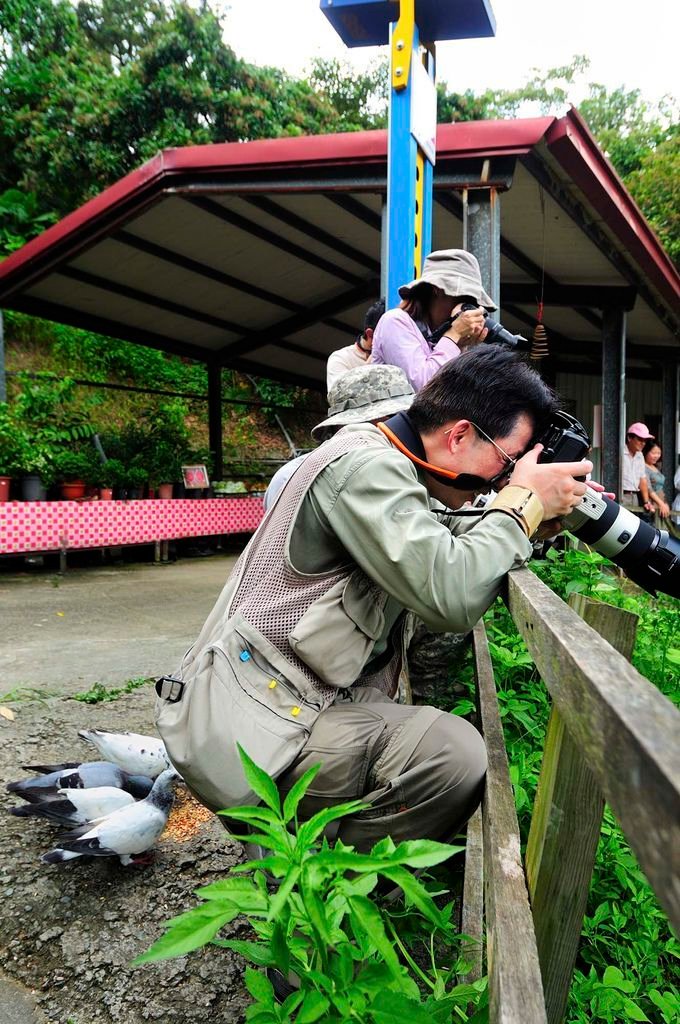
[601,308,626,497]
[419,44,436,261]
[207,361,223,481]
[661,362,679,492]
[0,310,6,402]
[462,187,501,308]
[385,15,420,309]
[380,197,389,300]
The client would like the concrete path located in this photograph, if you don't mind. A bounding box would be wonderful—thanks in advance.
[0,554,240,695]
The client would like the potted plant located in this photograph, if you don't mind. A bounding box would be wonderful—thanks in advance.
[96,458,125,500]
[20,446,57,500]
[0,403,29,501]
[125,463,147,500]
[53,448,96,500]
[148,441,182,499]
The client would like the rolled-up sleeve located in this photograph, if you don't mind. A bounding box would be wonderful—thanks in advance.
[314,448,532,634]
[371,308,460,390]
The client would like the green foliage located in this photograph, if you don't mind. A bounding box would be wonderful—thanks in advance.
[0,0,341,220]
[436,55,678,261]
[71,676,153,704]
[95,457,125,488]
[0,400,30,474]
[51,446,98,482]
[0,187,57,256]
[448,544,679,1024]
[308,56,388,131]
[137,745,486,1023]
[625,133,680,264]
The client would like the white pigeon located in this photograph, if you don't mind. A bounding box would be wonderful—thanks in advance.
[10,785,136,827]
[78,729,171,778]
[41,768,180,866]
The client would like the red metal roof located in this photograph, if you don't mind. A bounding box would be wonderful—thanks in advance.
[0,113,677,315]
[0,117,554,294]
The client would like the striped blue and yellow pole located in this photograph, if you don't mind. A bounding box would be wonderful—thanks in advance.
[385,0,436,308]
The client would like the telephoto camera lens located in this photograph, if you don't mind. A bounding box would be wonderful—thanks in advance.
[538,412,680,599]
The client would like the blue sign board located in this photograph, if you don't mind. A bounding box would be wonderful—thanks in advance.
[321,0,496,307]
[320,0,496,47]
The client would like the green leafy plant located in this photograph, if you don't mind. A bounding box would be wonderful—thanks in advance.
[136,745,487,1023]
[52,447,97,482]
[71,676,153,704]
[0,401,30,475]
[95,457,125,489]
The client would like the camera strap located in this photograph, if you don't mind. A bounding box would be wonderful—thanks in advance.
[377,412,489,492]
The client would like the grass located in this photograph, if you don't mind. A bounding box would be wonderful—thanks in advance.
[70,676,154,704]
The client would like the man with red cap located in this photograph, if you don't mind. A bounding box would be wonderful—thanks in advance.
[622,422,655,515]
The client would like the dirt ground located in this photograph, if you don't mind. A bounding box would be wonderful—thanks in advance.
[0,688,251,1024]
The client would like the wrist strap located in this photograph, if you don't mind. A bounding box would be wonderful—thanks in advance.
[481,485,544,538]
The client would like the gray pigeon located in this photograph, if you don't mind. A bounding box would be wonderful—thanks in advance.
[6,761,153,802]
[9,786,136,826]
[78,729,171,778]
[41,768,180,866]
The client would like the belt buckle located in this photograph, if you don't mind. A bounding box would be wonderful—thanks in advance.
[155,676,185,703]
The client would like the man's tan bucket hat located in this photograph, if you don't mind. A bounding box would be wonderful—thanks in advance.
[398,249,496,311]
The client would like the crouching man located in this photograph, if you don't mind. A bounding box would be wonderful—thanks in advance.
[156,347,591,850]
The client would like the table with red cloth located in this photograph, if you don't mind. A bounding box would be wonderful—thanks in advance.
[0,498,264,556]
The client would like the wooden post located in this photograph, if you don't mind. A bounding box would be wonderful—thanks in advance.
[601,307,626,497]
[207,360,223,481]
[661,362,679,494]
[460,806,484,984]
[473,623,548,1024]
[525,595,638,1024]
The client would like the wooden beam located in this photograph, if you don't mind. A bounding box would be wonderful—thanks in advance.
[216,278,380,359]
[115,229,357,337]
[526,596,638,1024]
[473,622,548,1024]
[243,195,380,273]
[507,568,680,933]
[502,284,636,311]
[460,806,484,986]
[184,196,364,285]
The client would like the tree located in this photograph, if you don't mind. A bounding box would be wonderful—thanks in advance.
[308,56,388,131]
[0,0,341,222]
[437,56,678,262]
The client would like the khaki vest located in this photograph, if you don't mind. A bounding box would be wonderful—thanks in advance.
[156,428,407,811]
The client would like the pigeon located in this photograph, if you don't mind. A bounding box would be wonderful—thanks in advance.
[78,729,171,778]
[6,761,154,803]
[41,768,180,866]
[9,786,136,827]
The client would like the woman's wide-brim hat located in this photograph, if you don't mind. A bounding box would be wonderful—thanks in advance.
[311,364,414,439]
[399,249,497,311]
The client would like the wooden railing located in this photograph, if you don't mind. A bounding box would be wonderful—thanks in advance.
[463,567,680,1024]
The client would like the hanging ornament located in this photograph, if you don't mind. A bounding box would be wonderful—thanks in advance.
[531,301,549,361]
[531,186,549,361]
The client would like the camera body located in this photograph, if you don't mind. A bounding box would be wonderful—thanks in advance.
[536,411,679,598]
[459,303,528,350]
[429,303,528,350]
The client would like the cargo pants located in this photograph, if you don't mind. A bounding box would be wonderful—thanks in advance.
[276,686,487,852]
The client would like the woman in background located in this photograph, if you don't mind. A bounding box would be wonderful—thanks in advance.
[371,249,494,391]
[643,441,672,530]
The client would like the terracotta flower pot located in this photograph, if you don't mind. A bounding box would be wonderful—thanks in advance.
[0,476,10,502]
[99,487,113,501]
[157,483,174,500]
[60,479,87,500]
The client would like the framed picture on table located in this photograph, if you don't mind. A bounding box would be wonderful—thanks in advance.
[181,464,210,489]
